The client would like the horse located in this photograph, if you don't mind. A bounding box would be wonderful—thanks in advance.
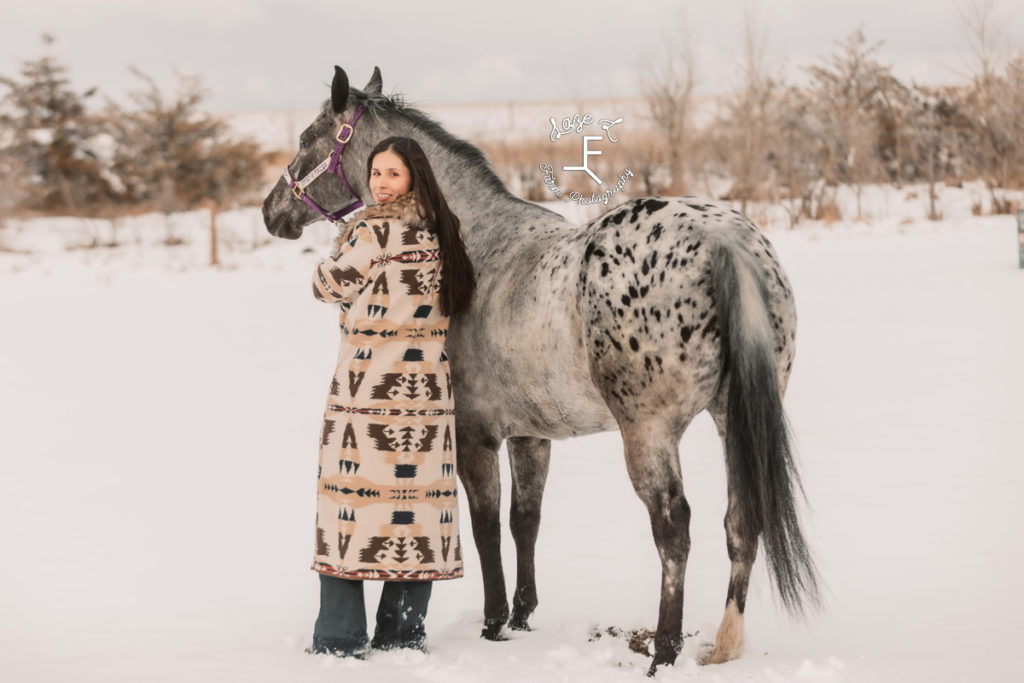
[262,66,819,675]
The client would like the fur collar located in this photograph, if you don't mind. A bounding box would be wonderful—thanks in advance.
[330,193,429,257]
[360,192,428,228]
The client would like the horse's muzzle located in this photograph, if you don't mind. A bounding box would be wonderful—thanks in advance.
[262,196,303,240]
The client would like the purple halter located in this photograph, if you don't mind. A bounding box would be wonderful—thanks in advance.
[282,106,365,223]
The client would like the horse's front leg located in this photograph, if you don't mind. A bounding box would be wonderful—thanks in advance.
[507,436,551,630]
[457,424,509,640]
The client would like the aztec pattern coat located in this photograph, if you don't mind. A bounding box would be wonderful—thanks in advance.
[311,193,462,581]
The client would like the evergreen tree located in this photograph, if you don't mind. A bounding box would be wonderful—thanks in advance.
[0,35,114,216]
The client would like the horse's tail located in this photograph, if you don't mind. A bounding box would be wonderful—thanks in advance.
[710,239,820,615]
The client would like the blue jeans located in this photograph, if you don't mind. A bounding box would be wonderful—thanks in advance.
[311,574,433,657]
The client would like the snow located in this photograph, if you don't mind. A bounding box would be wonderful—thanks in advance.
[1,184,1023,682]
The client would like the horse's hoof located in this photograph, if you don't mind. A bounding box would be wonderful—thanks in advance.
[647,648,678,676]
[508,617,532,632]
[703,645,740,665]
[481,621,507,641]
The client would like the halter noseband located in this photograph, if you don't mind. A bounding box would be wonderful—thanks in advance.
[282,105,365,223]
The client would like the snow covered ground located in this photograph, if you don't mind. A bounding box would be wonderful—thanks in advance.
[1,185,1022,682]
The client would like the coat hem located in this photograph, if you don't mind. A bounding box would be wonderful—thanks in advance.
[312,561,463,581]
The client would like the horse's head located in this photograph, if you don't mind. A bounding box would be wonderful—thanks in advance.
[261,66,384,239]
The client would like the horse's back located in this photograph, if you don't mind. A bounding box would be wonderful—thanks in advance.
[578,197,796,422]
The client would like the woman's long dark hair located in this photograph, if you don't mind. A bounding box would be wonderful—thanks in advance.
[366,136,475,317]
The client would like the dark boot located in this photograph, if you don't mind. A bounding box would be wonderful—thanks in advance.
[371,581,433,652]
[310,574,369,658]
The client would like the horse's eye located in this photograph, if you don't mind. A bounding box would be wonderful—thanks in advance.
[299,139,309,150]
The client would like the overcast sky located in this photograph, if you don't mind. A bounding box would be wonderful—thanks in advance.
[2,0,1021,112]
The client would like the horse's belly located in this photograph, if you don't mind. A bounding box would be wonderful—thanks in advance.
[499,369,618,440]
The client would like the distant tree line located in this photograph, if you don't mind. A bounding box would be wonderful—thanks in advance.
[700,26,1024,225]
[4,12,1023,238]
[0,35,270,259]
[488,8,1024,226]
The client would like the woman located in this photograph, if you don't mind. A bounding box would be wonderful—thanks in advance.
[308,136,475,657]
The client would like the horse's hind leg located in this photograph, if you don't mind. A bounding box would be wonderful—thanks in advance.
[705,410,758,665]
[620,418,692,676]
[457,424,510,640]
[507,436,551,630]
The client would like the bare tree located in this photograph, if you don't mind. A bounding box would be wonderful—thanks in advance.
[105,69,269,263]
[643,21,697,194]
[806,28,897,220]
[716,1,778,212]
[958,0,1003,85]
[957,0,1022,210]
[769,86,828,227]
[895,84,973,220]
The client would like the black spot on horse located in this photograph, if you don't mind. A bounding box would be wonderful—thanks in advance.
[602,209,629,227]
[642,198,669,215]
[648,222,663,243]
[630,337,639,352]
[701,315,719,338]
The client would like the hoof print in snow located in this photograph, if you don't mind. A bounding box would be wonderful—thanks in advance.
[588,625,698,657]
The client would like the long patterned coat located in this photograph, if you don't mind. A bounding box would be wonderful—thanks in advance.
[311,193,462,581]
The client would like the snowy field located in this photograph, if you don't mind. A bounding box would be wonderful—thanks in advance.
[1,186,1023,682]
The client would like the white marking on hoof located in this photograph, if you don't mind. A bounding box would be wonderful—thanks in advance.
[704,601,744,665]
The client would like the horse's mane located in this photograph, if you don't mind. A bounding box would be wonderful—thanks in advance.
[351,89,511,197]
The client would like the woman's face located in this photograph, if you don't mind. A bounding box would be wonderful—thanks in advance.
[369,150,412,204]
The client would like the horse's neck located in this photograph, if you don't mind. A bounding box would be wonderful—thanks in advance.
[436,163,569,245]
[403,130,571,243]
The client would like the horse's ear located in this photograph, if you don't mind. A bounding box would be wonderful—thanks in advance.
[365,66,383,95]
[331,66,349,115]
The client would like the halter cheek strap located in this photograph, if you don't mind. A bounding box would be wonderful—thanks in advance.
[283,105,365,223]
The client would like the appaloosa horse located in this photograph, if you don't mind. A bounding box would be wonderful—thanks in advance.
[262,67,819,675]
